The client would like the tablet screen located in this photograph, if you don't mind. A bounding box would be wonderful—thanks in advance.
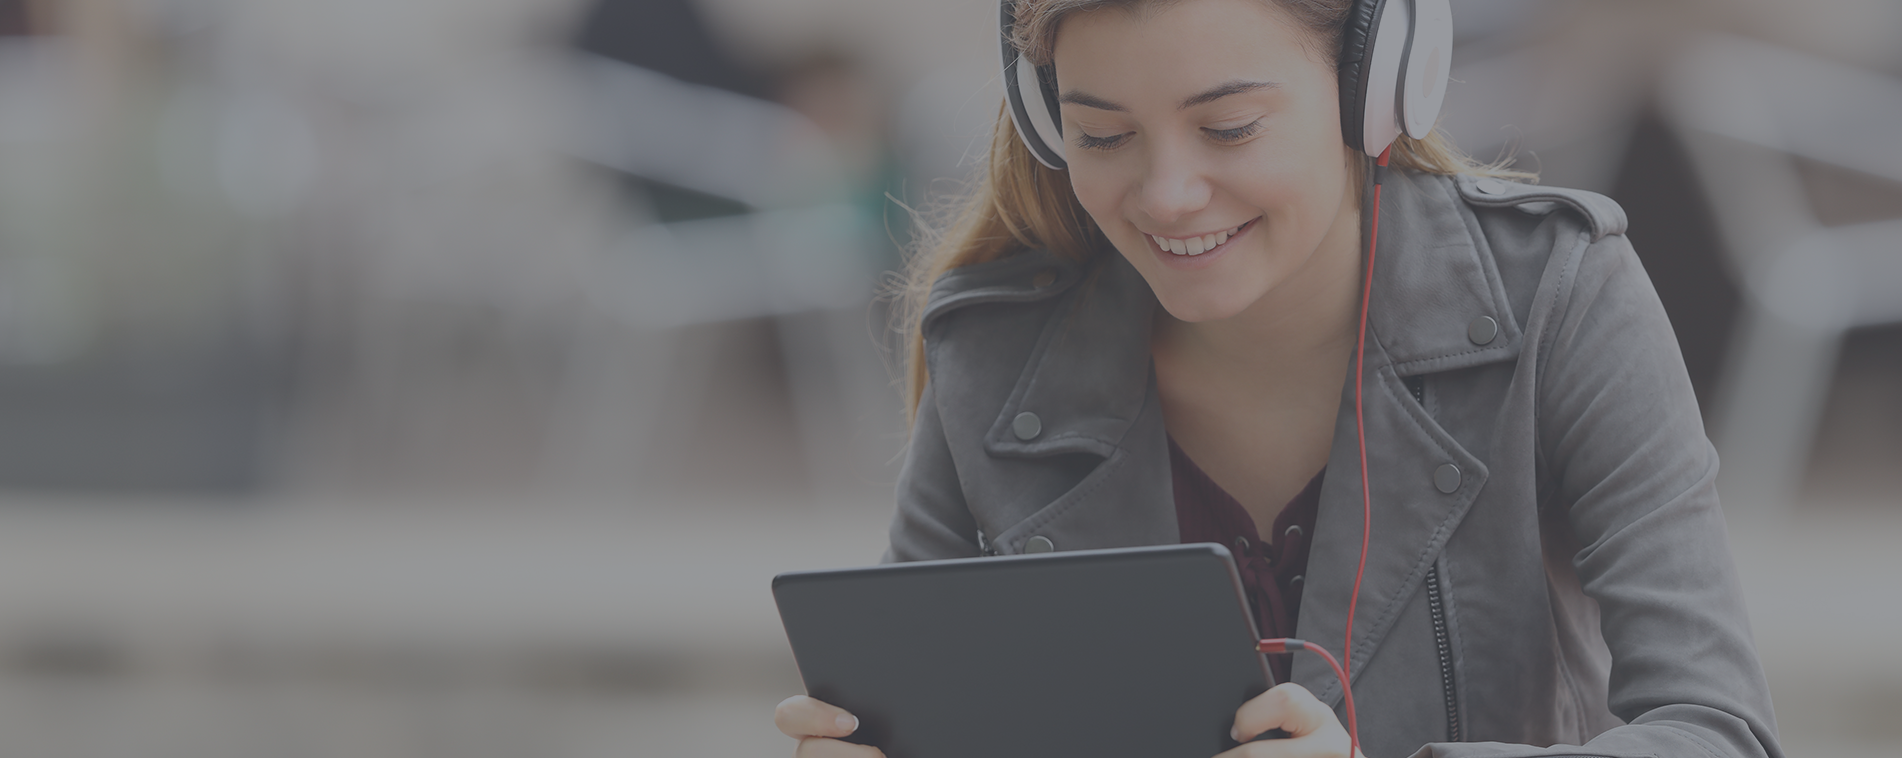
[773,543,1272,758]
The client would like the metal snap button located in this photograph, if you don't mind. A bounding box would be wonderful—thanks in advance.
[1234,535,1250,553]
[1434,463,1462,494]
[1025,535,1055,553]
[1467,315,1499,345]
[1284,524,1303,541]
[1290,575,1304,590]
[1476,178,1508,195]
[1011,411,1042,440]
[1032,270,1056,287]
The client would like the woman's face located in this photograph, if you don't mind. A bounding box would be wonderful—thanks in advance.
[1052,0,1358,323]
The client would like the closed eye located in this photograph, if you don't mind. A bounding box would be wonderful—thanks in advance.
[1204,119,1263,144]
[1075,131,1132,151]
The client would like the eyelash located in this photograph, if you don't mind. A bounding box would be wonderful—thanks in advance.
[1070,119,1265,152]
[1074,132,1130,151]
[1205,119,1264,143]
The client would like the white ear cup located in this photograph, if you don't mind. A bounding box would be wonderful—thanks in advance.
[1000,1,1067,173]
[1400,0,1452,139]
[1018,58,1065,167]
[1359,0,1409,156]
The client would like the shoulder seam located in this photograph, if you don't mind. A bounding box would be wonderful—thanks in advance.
[1455,176,1629,242]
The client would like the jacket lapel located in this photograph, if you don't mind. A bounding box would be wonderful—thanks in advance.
[1291,171,1519,705]
[1291,334,1489,704]
[983,253,1180,552]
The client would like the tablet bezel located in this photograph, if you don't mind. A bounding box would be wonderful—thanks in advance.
[773,543,1273,758]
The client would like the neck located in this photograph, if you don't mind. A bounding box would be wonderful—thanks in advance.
[1155,176,1367,380]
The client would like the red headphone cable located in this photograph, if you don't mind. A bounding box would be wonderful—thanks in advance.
[1347,147,1390,677]
[1324,145,1391,757]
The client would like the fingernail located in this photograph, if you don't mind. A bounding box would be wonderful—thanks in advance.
[837,714,858,734]
[1230,726,1240,742]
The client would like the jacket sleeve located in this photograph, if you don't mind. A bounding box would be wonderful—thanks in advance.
[882,379,983,563]
[1419,232,1783,758]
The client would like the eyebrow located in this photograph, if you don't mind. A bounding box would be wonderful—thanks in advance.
[1057,89,1128,112]
[1179,79,1280,109]
[1058,79,1281,113]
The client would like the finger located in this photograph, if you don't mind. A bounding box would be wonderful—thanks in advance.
[775,695,861,739]
[1229,683,1343,743]
[795,737,886,758]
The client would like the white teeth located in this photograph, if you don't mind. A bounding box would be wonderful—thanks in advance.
[1153,224,1251,256]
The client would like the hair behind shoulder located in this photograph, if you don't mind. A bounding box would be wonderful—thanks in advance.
[896,0,1534,422]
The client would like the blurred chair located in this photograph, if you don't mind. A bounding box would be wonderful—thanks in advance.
[563,54,895,500]
[1661,34,1902,517]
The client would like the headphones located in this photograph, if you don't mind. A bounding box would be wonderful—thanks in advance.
[1000,0,1454,170]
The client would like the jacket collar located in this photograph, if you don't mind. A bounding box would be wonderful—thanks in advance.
[1366,170,1524,374]
[971,251,1161,460]
[919,249,1150,460]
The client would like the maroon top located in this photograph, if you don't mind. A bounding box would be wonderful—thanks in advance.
[1169,437,1323,685]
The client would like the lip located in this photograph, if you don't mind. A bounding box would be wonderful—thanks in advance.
[1145,217,1260,270]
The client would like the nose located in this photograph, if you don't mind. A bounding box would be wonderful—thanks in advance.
[1136,142,1211,225]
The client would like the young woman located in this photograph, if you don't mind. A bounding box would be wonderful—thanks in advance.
[776,1,1782,757]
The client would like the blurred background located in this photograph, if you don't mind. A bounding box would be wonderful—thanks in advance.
[0,0,1895,755]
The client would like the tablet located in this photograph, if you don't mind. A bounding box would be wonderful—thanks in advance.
[772,543,1272,758]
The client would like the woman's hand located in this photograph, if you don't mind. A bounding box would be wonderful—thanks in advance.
[1219,683,1362,758]
[774,695,884,757]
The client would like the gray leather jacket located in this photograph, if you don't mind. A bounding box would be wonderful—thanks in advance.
[884,170,1783,758]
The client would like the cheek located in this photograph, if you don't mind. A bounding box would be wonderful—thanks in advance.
[1067,163,1128,230]
[1225,142,1333,207]
[1225,148,1345,230]
[1234,173,1304,215]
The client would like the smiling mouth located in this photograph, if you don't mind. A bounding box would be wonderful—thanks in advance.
[1149,217,1259,256]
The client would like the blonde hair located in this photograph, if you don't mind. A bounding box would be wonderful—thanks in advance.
[897,0,1531,420]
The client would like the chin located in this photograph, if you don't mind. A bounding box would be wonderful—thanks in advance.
[1116,237,1269,324]
[1149,282,1259,323]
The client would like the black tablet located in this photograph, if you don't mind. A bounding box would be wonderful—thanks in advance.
[772,543,1273,758]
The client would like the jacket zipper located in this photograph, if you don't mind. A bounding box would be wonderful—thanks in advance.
[1407,374,1459,740]
[1424,564,1461,742]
